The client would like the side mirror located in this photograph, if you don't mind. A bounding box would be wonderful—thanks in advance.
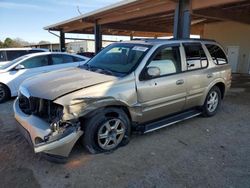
[147,66,161,78]
[15,64,25,70]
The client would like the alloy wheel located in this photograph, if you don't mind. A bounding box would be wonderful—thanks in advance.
[97,118,125,150]
[207,91,219,113]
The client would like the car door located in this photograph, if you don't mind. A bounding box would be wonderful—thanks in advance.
[181,42,211,109]
[12,55,50,91]
[49,54,82,71]
[136,44,187,123]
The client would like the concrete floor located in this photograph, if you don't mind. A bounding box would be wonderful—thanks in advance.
[0,75,250,188]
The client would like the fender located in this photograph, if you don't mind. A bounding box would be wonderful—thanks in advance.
[60,96,140,122]
[199,78,227,106]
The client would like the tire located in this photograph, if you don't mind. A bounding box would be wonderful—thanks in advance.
[83,108,131,154]
[202,86,222,117]
[0,84,10,103]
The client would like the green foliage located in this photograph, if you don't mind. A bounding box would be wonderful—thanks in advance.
[0,37,26,48]
[0,40,3,48]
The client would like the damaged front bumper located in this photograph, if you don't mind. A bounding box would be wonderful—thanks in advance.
[14,99,83,157]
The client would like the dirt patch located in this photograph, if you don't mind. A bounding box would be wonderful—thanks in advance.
[0,167,40,188]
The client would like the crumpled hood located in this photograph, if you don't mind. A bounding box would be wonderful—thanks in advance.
[21,67,117,100]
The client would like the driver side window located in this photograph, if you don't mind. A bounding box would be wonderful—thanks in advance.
[147,46,181,76]
[20,55,49,69]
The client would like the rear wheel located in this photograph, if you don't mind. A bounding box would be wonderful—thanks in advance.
[83,108,131,154]
[0,84,10,103]
[202,86,221,117]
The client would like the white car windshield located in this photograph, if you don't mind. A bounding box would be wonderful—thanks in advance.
[0,55,28,70]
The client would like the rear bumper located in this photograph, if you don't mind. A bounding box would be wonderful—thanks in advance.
[14,99,83,157]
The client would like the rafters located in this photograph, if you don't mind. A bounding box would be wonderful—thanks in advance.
[45,0,249,36]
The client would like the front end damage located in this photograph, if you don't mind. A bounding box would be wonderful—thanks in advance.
[14,93,83,157]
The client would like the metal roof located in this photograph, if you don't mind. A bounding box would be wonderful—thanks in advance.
[44,0,250,37]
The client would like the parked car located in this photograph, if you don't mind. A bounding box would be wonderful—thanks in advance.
[14,39,231,161]
[0,52,89,102]
[77,52,95,58]
[0,48,48,64]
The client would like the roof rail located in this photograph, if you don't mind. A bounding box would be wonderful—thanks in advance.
[131,38,216,42]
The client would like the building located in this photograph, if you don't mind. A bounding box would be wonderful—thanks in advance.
[25,39,114,53]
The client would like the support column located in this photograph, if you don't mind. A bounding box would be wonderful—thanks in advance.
[173,0,192,39]
[130,33,133,40]
[94,22,102,53]
[59,31,66,52]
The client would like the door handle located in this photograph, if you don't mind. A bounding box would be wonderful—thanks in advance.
[176,79,184,85]
[207,73,213,78]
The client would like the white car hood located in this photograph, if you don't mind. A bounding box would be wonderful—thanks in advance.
[0,61,11,72]
[20,67,117,100]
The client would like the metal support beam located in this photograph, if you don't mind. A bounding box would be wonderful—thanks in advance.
[130,33,133,40]
[174,0,192,39]
[59,31,66,52]
[94,22,102,53]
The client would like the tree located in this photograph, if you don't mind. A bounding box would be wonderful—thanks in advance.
[4,38,14,47]
[0,37,30,48]
[38,40,50,45]
[0,40,3,48]
[14,38,30,46]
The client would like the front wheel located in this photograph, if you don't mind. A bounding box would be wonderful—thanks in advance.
[0,84,10,103]
[202,86,221,117]
[83,108,131,154]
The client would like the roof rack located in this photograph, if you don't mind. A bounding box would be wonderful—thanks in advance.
[132,38,216,42]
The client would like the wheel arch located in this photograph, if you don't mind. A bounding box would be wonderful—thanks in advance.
[0,82,11,97]
[200,79,226,106]
[76,99,134,127]
[214,82,225,99]
[81,104,131,120]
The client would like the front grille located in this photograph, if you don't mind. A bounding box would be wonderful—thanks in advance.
[18,94,63,123]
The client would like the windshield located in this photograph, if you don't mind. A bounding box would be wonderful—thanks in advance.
[84,43,151,76]
[0,55,28,70]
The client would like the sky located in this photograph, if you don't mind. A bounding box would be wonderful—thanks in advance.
[0,0,126,43]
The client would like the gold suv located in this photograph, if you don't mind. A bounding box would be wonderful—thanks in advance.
[14,39,231,161]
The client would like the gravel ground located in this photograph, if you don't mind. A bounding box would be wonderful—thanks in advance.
[0,75,250,188]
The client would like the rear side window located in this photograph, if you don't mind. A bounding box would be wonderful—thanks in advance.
[20,55,49,69]
[6,50,27,61]
[205,44,228,65]
[183,43,208,70]
[51,54,74,65]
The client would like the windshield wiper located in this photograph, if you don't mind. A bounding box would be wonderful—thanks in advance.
[92,66,114,76]
[81,64,114,76]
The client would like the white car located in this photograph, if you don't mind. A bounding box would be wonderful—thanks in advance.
[0,52,89,102]
[0,48,48,65]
